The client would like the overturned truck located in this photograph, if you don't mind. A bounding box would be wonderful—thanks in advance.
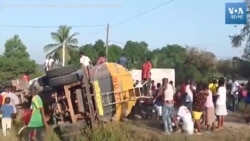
[28,62,142,139]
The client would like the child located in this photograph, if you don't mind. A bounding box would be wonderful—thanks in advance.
[177,100,193,134]
[0,97,14,136]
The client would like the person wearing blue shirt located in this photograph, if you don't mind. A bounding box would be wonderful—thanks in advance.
[117,53,128,69]
[0,97,14,136]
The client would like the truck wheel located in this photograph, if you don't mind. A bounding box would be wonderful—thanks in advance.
[53,121,87,141]
[46,65,77,78]
[48,73,79,87]
[37,76,48,86]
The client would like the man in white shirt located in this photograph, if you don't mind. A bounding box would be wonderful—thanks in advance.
[231,76,240,112]
[48,56,54,70]
[80,52,91,67]
[80,52,91,77]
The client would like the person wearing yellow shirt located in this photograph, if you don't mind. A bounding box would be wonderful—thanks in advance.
[209,79,218,105]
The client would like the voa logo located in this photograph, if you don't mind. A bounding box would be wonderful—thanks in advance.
[228,7,244,15]
[228,7,244,20]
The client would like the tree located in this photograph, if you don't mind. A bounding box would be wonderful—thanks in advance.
[44,25,79,66]
[0,35,37,83]
[107,44,123,62]
[229,0,250,59]
[123,41,149,68]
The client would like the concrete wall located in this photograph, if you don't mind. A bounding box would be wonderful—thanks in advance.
[129,68,175,85]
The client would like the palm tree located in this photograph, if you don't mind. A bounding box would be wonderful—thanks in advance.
[44,25,79,66]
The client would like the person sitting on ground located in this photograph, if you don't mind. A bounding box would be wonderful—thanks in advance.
[176,99,193,134]
[0,97,14,137]
[192,83,208,135]
[215,77,228,130]
[204,83,216,131]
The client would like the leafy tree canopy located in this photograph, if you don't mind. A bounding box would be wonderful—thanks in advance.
[0,35,40,83]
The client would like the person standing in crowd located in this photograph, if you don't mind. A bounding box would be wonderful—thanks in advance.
[209,79,218,105]
[192,83,208,135]
[44,56,54,71]
[96,53,106,65]
[153,83,163,119]
[204,84,216,130]
[141,58,152,96]
[0,97,14,137]
[215,77,228,130]
[80,52,91,68]
[117,53,128,69]
[231,76,240,112]
[154,78,174,135]
[48,56,54,70]
[2,86,19,116]
[245,79,250,111]
[25,85,49,141]
[184,79,193,111]
[44,57,49,71]
[80,52,91,77]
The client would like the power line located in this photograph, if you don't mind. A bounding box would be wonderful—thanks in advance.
[0,24,105,28]
[90,0,176,35]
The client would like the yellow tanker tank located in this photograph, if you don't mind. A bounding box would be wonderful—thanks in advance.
[89,62,137,121]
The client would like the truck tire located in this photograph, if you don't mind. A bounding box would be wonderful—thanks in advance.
[53,121,87,141]
[48,73,79,87]
[37,76,48,86]
[46,65,77,78]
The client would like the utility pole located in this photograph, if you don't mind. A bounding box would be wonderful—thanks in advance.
[105,23,109,62]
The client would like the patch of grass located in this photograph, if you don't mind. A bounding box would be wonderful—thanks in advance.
[2,120,250,141]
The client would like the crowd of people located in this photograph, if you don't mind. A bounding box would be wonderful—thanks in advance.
[142,76,250,135]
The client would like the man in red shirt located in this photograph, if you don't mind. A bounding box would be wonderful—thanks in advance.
[141,58,152,96]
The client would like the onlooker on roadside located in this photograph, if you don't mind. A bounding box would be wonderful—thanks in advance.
[231,76,240,112]
[117,53,128,69]
[192,83,208,135]
[141,58,152,96]
[80,52,91,77]
[25,86,49,141]
[176,100,193,134]
[96,52,106,65]
[0,97,14,136]
[209,79,218,105]
[153,83,163,119]
[215,77,228,130]
[184,79,193,111]
[154,78,174,135]
[3,86,19,116]
[204,83,216,130]
[80,52,91,68]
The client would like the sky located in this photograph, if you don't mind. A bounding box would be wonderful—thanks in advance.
[0,0,246,64]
